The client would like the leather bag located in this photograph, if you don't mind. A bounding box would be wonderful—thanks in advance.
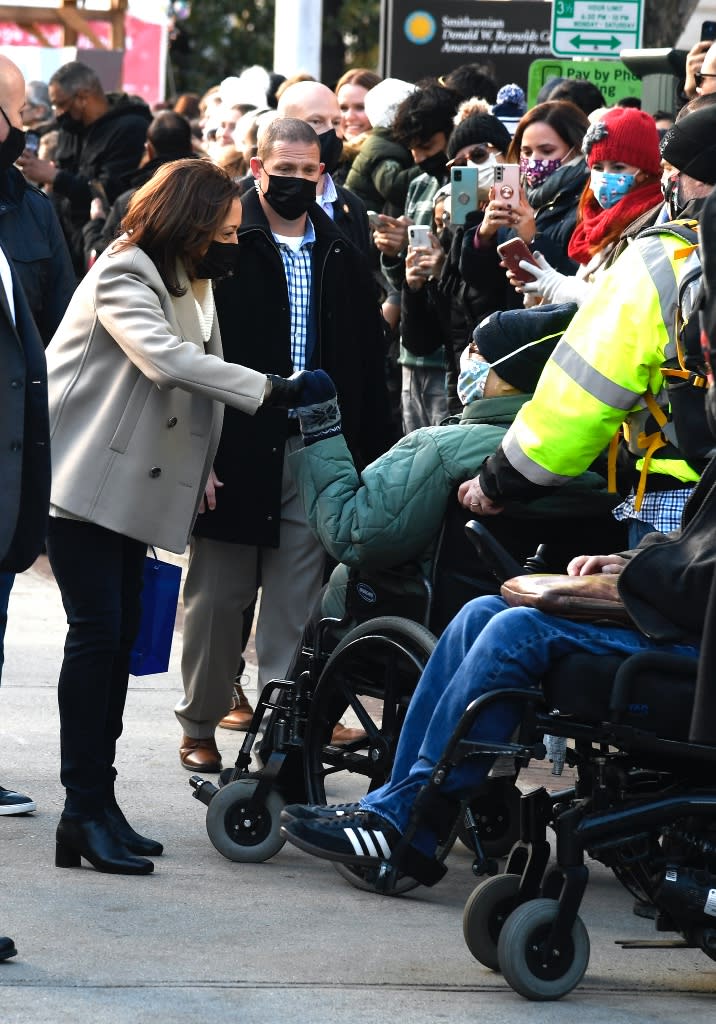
[500,573,633,626]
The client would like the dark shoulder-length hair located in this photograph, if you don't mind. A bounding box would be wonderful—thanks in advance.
[507,100,590,162]
[118,158,241,296]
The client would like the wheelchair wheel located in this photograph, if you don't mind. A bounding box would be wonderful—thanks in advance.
[497,898,590,1001]
[463,872,521,971]
[205,779,286,863]
[303,616,437,894]
[458,778,521,858]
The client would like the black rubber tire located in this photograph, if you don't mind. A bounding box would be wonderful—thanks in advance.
[205,779,286,863]
[462,873,522,970]
[303,616,437,894]
[497,898,590,1001]
[458,778,521,858]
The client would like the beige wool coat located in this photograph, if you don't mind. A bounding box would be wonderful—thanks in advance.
[46,242,266,553]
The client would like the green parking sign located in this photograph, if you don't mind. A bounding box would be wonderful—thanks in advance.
[551,0,643,59]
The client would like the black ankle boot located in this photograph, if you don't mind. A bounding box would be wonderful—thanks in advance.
[104,801,164,857]
[55,816,154,875]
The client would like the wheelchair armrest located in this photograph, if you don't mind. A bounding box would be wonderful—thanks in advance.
[464,520,525,584]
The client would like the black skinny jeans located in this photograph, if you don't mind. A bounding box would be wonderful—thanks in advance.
[46,518,146,819]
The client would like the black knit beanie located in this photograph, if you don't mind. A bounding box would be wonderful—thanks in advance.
[447,112,512,159]
[661,105,716,185]
[472,302,578,392]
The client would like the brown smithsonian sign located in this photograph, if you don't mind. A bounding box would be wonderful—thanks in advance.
[381,0,554,91]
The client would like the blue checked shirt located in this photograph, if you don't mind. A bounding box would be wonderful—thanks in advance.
[274,218,316,372]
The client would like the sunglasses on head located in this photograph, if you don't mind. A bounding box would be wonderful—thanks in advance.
[450,143,493,167]
[695,72,716,87]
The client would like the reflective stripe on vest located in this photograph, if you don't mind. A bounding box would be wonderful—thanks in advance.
[551,342,642,410]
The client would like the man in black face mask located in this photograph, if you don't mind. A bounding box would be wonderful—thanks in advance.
[175,116,394,771]
[276,80,371,255]
[17,60,150,277]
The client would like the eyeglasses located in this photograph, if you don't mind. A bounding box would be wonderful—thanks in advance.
[695,72,716,87]
[448,144,493,169]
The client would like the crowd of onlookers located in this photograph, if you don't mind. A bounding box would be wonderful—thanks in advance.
[3,36,716,936]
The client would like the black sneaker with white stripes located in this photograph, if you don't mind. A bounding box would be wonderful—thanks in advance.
[281,809,449,886]
[281,809,399,865]
[0,786,35,815]
[280,801,362,824]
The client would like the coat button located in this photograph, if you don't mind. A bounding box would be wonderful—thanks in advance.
[267,515,273,521]
[9,379,22,389]
[10,440,21,451]
[166,417,178,428]
[149,467,162,478]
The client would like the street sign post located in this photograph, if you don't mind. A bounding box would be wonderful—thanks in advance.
[551,0,643,59]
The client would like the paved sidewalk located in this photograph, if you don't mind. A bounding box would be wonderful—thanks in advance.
[0,558,714,1023]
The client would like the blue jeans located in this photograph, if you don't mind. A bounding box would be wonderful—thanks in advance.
[0,571,15,682]
[360,595,699,854]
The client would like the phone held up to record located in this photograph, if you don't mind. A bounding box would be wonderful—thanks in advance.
[493,163,521,211]
[450,165,480,225]
[496,237,539,284]
[701,20,716,41]
[407,224,431,248]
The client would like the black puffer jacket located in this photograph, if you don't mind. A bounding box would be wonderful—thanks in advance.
[53,93,152,274]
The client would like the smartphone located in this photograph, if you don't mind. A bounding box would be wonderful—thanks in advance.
[702,20,716,41]
[493,164,521,210]
[450,165,479,225]
[407,225,431,248]
[496,237,539,283]
[367,210,383,229]
[24,130,39,155]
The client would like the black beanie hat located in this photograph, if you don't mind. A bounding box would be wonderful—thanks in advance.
[472,302,578,392]
[447,112,512,159]
[661,106,716,185]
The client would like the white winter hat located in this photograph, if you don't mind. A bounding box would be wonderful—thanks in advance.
[364,78,416,129]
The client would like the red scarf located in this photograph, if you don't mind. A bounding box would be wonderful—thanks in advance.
[567,180,664,265]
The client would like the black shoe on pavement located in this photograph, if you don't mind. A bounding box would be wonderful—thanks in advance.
[0,936,17,961]
[280,801,363,824]
[281,809,449,886]
[0,786,35,815]
[281,809,399,865]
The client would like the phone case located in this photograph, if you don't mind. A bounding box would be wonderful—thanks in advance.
[496,238,538,283]
[408,226,431,247]
[450,166,480,225]
[493,164,521,209]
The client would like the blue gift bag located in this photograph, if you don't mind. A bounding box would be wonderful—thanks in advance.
[129,549,182,676]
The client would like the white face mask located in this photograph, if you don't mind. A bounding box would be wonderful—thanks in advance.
[458,343,491,405]
[468,151,498,193]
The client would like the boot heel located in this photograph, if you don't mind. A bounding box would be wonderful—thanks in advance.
[55,841,81,868]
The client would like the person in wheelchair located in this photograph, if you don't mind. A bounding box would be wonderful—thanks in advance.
[279,465,709,884]
[288,300,622,627]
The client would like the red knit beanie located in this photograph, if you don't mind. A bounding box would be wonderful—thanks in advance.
[582,107,661,177]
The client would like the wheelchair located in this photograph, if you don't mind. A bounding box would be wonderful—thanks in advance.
[187,498,627,896]
[374,522,712,1000]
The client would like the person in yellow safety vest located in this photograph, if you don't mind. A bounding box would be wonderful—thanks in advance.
[459,104,716,548]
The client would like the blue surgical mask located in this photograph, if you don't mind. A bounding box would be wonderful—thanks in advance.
[590,169,636,209]
[458,344,491,405]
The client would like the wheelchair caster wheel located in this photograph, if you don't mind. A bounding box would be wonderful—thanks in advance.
[497,897,590,1000]
[205,779,286,863]
[463,872,521,971]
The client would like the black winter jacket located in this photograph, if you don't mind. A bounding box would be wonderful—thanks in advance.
[193,188,395,548]
[0,167,76,345]
[53,94,151,274]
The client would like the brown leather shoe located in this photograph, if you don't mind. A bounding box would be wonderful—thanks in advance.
[218,681,254,731]
[179,735,222,772]
[330,722,368,745]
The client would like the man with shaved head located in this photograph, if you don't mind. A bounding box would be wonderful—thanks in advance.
[277,79,370,253]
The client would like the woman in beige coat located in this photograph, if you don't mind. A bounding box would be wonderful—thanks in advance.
[45,158,316,876]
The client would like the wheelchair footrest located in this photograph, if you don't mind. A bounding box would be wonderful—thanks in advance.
[615,938,691,949]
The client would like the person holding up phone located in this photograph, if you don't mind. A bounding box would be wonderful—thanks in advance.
[509,107,664,308]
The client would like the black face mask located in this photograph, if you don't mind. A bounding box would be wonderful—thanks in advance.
[418,150,448,181]
[0,107,28,171]
[318,128,343,174]
[261,173,316,221]
[663,172,683,220]
[55,110,84,135]
[195,240,239,279]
